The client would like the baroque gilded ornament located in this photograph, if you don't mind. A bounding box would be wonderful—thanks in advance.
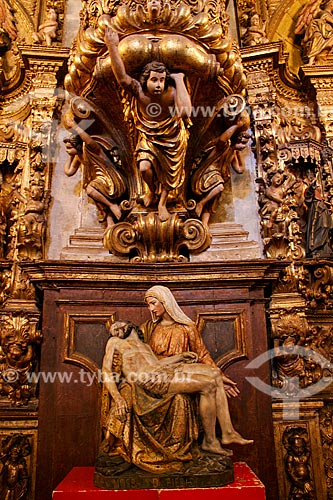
[0,434,31,500]
[0,313,42,406]
[283,426,315,500]
[271,313,324,396]
[252,95,333,260]
[63,0,250,261]
[320,405,333,494]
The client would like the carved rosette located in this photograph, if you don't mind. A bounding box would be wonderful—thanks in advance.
[103,212,211,262]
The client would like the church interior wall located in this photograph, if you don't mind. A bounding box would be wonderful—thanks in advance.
[0,0,333,498]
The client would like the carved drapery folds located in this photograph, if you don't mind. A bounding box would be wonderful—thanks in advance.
[63,0,250,262]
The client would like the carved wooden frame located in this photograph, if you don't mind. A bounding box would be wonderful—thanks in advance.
[63,312,116,373]
[196,310,248,370]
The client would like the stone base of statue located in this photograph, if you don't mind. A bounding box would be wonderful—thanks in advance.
[94,451,234,490]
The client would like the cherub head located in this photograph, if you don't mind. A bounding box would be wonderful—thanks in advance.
[324,0,333,12]
[146,0,162,20]
[139,61,170,94]
[250,13,260,26]
[289,436,306,456]
[63,134,83,154]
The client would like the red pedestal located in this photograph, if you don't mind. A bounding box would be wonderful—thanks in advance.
[52,462,265,500]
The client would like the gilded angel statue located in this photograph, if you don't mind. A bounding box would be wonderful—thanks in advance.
[295,0,333,65]
[63,0,250,261]
[63,112,128,229]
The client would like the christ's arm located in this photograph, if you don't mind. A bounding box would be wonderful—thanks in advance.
[102,338,128,419]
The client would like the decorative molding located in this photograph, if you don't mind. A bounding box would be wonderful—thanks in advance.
[63,312,115,373]
[196,310,248,370]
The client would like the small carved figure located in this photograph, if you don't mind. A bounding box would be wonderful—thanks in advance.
[15,183,49,260]
[295,0,333,65]
[305,176,333,257]
[32,8,58,47]
[288,169,308,240]
[272,314,322,395]
[272,325,307,394]
[260,171,296,237]
[0,1,20,89]
[0,171,25,259]
[191,113,250,225]
[277,117,321,144]
[63,115,127,229]
[243,12,269,46]
[22,185,46,238]
[283,428,314,500]
[144,0,163,22]
[0,434,30,500]
[105,28,191,222]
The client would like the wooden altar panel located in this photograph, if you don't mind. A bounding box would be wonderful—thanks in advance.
[30,263,281,500]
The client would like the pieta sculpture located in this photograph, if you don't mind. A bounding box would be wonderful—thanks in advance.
[94,286,253,489]
[63,0,250,262]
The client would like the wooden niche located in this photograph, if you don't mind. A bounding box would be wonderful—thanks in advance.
[22,260,286,500]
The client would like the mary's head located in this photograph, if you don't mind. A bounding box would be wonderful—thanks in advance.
[144,286,194,326]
